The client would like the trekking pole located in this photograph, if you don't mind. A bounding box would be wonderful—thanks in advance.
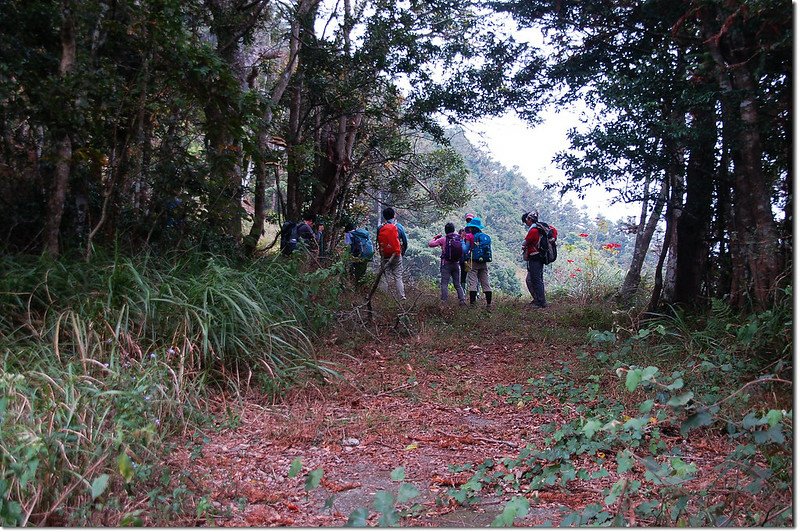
[365,254,392,320]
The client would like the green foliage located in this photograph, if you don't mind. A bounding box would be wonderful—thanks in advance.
[342,469,423,527]
[490,496,529,527]
[0,249,342,525]
[457,297,792,527]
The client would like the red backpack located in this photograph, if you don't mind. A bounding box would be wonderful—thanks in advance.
[377,223,401,257]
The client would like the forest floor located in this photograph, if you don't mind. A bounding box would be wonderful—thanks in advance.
[168,290,777,527]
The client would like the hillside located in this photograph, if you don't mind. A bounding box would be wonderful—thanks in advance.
[400,128,643,296]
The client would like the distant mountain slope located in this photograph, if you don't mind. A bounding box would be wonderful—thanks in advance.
[400,127,607,295]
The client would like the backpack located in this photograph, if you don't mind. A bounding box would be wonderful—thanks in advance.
[443,233,463,262]
[280,220,300,255]
[471,232,492,263]
[535,222,558,265]
[350,228,374,260]
[377,223,402,258]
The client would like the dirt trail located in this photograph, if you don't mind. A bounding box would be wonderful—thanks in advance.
[169,298,788,528]
[169,299,740,526]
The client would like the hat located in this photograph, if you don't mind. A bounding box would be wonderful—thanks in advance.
[464,217,484,230]
[465,212,475,221]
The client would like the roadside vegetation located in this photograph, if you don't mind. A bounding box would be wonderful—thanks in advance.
[0,250,341,526]
[0,250,791,526]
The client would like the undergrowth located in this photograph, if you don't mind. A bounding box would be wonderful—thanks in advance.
[0,249,344,525]
[446,287,793,526]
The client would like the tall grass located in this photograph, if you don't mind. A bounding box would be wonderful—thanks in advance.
[0,250,341,525]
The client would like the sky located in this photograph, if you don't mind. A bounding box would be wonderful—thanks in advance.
[463,109,641,222]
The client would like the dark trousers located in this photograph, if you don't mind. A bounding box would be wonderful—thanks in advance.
[350,261,368,284]
[526,257,546,307]
[440,261,466,302]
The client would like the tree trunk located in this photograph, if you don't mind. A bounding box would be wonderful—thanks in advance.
[701,5,781,309]
[310,110,364,216]
[646,172,680,314]
[674,102,716,306]
[618,176,667,304]
[43,3,76,257]
[204,0,265,243]
[245,11,303,253]
[283,0,319,221]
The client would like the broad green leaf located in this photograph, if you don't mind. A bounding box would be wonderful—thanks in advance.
[582,419,602,439]
[742,412,761,430]
[378,510,400,527]
[288,457,303,478]
[491,496,530,527]
[604,479,626,506]
[616,450,635,474]
[666,378,684,391]
[390,467,405,481]
[118,453,134,483]
[346,508,369,527]
[765,409,783,427]
[91,474,110,501]
[754,425,785,445]
[667,392,694,407]
[623,417,648,432]
[324,496,335,510]
[397,483,420,503]
[635,500,660,517]
[641,366,658,381]
[625,369,642,392]
[680,411,714,436]
[670,458,698,478]
[638,399,654,413]
[559,512,581,527]
[373,490,395,514]
[305,468,324,491]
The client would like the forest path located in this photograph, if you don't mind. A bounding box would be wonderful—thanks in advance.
[172,297,600,526]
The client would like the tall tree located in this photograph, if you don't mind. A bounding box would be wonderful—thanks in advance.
[496,0,791,309]
[43,0,77,256]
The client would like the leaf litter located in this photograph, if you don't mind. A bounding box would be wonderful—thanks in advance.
[168,299,785,526]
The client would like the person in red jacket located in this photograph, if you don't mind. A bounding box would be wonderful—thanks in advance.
[377,207,407,300]
[523,211,558,308]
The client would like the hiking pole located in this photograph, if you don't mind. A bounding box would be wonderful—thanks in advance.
[365,254,392,320]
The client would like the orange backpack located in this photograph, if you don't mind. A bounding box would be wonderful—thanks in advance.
[377,223,401,257]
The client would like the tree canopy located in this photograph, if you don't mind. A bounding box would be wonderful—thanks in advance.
[0,0,791,310]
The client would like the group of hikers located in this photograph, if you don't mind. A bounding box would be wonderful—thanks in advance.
[282,207,558,309]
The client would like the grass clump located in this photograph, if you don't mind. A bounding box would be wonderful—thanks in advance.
[0,249,343,525]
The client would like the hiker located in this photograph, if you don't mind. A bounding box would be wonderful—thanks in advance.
[344,222,373,284]
[523,211,558,308]
[464,217,493,308]
[297,211,319,256]
[428,222,467,305]
[459,213,476,292]
[458,228,469,293]
[376,207,407,300]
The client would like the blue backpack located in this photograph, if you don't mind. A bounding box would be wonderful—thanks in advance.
[350,228,374,260]
[471,232,492,263]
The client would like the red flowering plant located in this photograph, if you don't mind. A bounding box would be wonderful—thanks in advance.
[550,223,626,303]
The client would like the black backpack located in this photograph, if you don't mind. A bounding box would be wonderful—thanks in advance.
[535,222,557,265]
[279,221,300,256]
